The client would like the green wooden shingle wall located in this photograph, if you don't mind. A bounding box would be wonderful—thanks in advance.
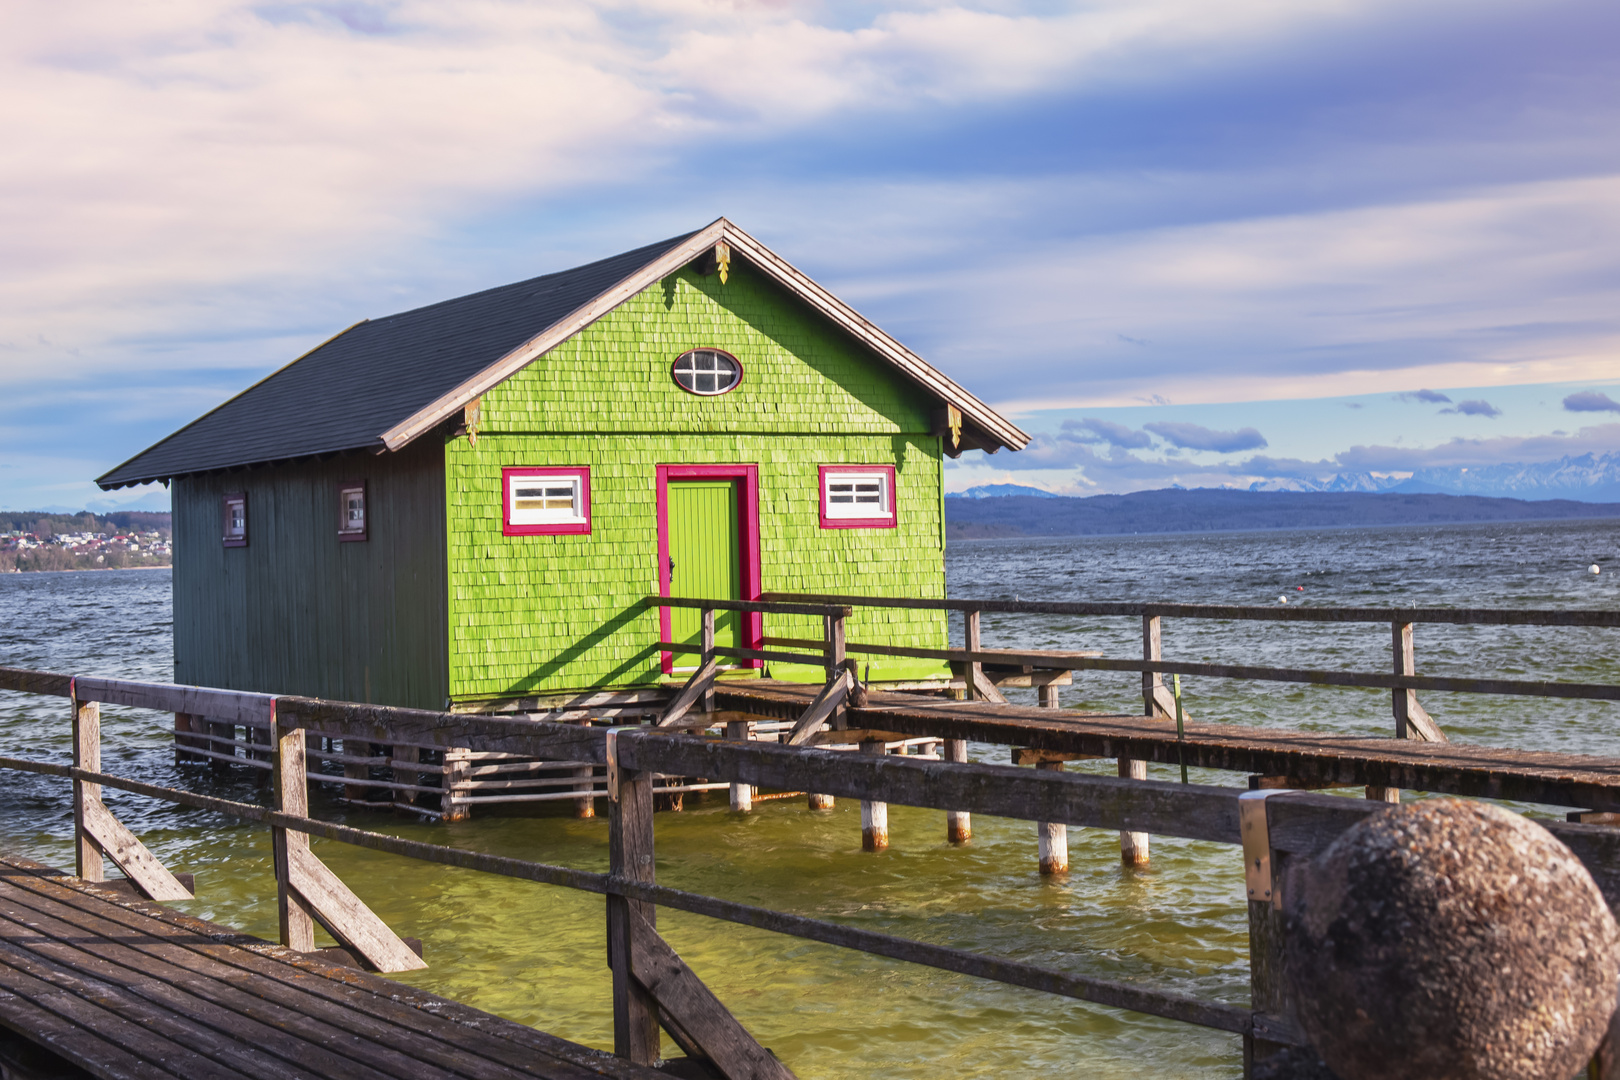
[445,262,950,702]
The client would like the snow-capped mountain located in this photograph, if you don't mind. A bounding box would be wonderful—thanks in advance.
[1247,453,1620,502]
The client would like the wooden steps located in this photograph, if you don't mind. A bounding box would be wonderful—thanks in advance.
[0,856,664,1080]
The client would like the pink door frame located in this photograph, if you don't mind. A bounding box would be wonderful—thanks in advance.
[655,464,763,675]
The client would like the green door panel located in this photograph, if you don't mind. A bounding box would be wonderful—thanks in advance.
[667,480,742,657]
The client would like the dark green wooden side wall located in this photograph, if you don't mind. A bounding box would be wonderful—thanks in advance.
[444,261,951,704]
[172,437,449,708]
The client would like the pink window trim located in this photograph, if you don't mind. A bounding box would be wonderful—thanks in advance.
[655,464,762,675]
[502,467,591,536]
[221,492,247,548]
[818,464,898,529]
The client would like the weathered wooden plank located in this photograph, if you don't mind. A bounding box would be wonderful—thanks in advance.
[78,799,193,901]
[287,847,426,973]
[76,678,276,725]
[627,908,795,1080]
[0,668,74,698]
[784,671,850,745]
[759,592,1620,628]
[0,974,182,1080]
[73,692,102,884]
[645,596,849,619]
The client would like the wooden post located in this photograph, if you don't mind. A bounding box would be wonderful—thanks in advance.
[441,747,471,822]
[270,702,317,952]
[701,607,716,715]
[727,721,753,812]
[209,721,234,775]
[1118,758,1150,866]
[824,612,847,730]
[807,792,835,811]
[1036,760,1068,874]
[343,739,370,802]
[392,744,419,809]
[607,762,660,1065]
[572,719,596,819]
[945,738,971,843]
[173,712,203,763]
[1119,615,1159,867]
[72,688,103,883]
[965,609,983,698]
[860,739,888,852]
[1244,852,1297,1077]
[1370,620,1428,800]
[1038,682,1061,709]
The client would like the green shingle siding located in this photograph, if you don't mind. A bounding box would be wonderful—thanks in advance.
[445,263,949,701]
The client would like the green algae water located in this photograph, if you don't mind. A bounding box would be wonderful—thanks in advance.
[4,519,1620,1077]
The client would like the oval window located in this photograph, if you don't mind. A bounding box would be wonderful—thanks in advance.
[672,349,742,396]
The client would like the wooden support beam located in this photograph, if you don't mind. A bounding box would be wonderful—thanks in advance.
[628,907,797,1080]
[860,740,888,852]
[270,701,318,953]
[1393,621,1447,743]
[571,719,596,820]
[1013,748,1103,766]
[824,613,848,730]
[659,658,721,729]
[945,739,970,844]
[701,608,717,714]
[71,688,102,883]
[1036,761,1067,875]
[784,669,851,746]
[1038,682,1061,709]
[609,763,661,1064]
[78,798,193,902]
[287,843,426,972]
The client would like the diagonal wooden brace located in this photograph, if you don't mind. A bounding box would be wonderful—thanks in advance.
[628,907,796,1080]
[658,658,721,728]
[1147,683,1186,721]
[786,668,852,746]
[78,797,194,901]
[287,844,426,972]
[969,666,1009,704]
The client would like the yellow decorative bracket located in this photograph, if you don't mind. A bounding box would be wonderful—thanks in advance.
[464,397,482,447]
[715,241,731,285]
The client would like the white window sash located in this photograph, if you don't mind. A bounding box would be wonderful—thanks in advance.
[823,471,892,519]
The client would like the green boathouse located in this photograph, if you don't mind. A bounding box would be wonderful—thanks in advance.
[98,220,1028,711]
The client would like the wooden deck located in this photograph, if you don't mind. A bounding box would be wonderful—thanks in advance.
[715,679,1620,811]
[0,855,664,1080]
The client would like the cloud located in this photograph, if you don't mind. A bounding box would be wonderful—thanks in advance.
[1396,389,1453,404]
[1564,391,1620,413]
[1143,421,1268,453]
[1334,424,1620,472]
[1060,418,1153,449]
[1439,399,1502,417]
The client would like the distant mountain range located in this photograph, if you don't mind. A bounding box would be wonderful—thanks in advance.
[944,488,1620,540]
[947,484,1060,499]
[1247,453,1620,502]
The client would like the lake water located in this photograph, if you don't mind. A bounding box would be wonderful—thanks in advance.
[2,518,1618,1078]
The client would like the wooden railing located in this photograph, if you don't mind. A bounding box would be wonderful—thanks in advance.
[16,665,1610,1075]
[758,592,1620,743]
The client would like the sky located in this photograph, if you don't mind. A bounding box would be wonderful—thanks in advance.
[1,0,1616,510]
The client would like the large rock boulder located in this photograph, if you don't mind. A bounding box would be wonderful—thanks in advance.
[1283,798,1620,1080]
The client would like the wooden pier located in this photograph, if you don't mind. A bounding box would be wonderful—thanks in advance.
[0,855,663,1080]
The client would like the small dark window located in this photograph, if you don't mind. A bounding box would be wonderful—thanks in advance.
[222,493,247,547]
[338,481,367,541]
[672,349,742,396]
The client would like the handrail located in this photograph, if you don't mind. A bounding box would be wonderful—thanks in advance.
[762,591,1620,628]
[644,595,851,618]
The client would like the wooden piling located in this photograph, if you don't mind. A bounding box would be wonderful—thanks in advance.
[172,712,205,763]
[1118,758,1150,866]
[1121,615,1165,867]
[209,721,235,775]
[607,761,660,1065]
[1244,852,1298,1077]
[1036,760,1068,874]
[269,702,318,952]
[1038,682,1061,709]
[572,718,597,819]
[441,747,471,821]
[342,739,370,801]
[945,738,971,843]
[805,617,839,805]
[727,721,753,812]
[72,690,102,883]
[392,744,419,808]
[860,740,888,851]
[807,792,835,810]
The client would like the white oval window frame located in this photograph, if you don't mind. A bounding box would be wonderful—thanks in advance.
[672,348,744,397]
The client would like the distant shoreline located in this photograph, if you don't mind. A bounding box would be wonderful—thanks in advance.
[2,563,171,575]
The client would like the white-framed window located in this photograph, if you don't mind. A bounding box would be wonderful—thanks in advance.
[338,481,367,541]
[672,348,743,396]
[222,493,248,547]
[819,466,896,528]
[503,467,591,535]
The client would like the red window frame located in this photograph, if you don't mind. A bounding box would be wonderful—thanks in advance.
[221,492,248,548]
[818,465,897,529]
[502,467,591,536]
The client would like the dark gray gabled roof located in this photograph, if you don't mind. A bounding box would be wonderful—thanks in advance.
[98,231,700,489]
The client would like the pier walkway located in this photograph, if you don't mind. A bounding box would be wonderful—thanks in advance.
[0,855,662,1080]
[717,679,1620,811]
